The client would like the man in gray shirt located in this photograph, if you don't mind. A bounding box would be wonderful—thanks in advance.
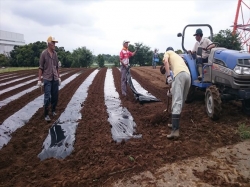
[190,28,215,79]
[37,36,61,122]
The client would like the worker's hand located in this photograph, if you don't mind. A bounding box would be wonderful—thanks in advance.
[37,80,42,87]
[202,48,207,51]
[188,50,195,54]
[160,65,166,75]
[58,78,61,86]
[167,76,173,85]
[167,89,172,97]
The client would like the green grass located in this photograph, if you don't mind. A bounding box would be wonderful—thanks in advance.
[0,67,37,73]
[238,123,250,139]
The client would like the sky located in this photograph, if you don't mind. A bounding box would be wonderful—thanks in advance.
[0,0,249,55]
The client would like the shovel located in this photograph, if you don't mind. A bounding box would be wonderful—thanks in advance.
[164,87,171,113]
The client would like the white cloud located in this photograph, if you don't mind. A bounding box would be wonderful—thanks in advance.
[0,0,248,55]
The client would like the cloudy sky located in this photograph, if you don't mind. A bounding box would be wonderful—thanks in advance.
[0,0,248,55]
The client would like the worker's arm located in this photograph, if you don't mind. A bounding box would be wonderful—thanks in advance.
[163,54,173,84]
[164,58,170,77]
[38,69,42,81]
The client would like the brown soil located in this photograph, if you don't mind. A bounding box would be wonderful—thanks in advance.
[0,66,249,187]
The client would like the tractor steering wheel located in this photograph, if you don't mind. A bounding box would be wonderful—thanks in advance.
[205,42,219,51]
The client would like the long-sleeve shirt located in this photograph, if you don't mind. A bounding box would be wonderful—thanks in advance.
[120,47,133,66]
[39,49,59,81]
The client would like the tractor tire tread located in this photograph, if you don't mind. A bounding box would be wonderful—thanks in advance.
[205,85,222,120]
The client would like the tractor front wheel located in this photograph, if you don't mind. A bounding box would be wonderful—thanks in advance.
[205,85,222,120]
[242,99,250,115]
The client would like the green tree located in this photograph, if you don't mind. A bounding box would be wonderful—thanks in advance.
[71,47,93,68]
[129,43,152,66]
[63,51,73,68]
[9,41,47,67]
[9,45,20,67]
[71,60,81,68]
[213,29,242,50]
[8,41,74,67]
[97,54,105,68]
[0,54,10,67]
[158,53,164,65]
[56,46,73,67]
[112,55,120,67]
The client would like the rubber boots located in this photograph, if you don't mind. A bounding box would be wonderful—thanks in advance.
[167,114,180,139]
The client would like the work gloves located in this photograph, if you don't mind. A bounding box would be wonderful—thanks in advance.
[58,78,61,86]
[37,79,61,87]
[167,76,173,84]
[37,80,42,87]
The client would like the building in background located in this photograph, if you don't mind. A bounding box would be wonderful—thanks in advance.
[0,30,25,56]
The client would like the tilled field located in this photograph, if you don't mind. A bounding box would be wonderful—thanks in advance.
[0,67,249,187]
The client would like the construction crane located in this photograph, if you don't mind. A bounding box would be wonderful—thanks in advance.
[232,0,250,53]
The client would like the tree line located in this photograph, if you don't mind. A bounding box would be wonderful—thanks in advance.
[0,29,242,68]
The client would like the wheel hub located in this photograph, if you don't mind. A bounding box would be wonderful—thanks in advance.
[207,95,213,114]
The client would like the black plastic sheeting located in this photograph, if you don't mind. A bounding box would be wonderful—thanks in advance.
[38,70,98,160]
[49,122,66,147]
[126,67,160,103]
[0,73,81,150]
[105,69,142,142]
[37,68,161,160]
[0,72,68,109]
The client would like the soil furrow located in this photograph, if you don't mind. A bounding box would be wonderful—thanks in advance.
[0,69,76,101]
[0,67,248,187]
[0,75,36,90]
[0,69,38,84]
[0,68,95,186]
[0,69,83,124]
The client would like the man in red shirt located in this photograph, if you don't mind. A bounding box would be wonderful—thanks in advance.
[119,40,137,96]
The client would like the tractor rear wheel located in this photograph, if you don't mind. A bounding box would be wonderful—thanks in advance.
[242,99,250,115]
[205,85,222,120]
[185,85,196,103]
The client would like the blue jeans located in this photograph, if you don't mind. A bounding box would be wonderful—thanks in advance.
[152,61,156,68]
[43,79,59,116]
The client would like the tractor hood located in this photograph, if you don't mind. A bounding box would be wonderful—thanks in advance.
[212,48,250,70]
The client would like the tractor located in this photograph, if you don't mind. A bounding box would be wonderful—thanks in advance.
[177,24,250,120]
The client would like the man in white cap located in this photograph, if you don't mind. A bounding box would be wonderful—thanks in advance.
[119,40,137,96]
[37,36,61,122]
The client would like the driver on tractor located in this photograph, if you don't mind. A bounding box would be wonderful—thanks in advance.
[189,28,215,79]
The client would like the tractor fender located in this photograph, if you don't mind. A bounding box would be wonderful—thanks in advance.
[181,54,199,82]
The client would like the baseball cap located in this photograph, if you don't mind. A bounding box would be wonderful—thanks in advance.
[123,40,130,45]
[47,36,58,43]
[193,28,203,36]
[166,47,174,51]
